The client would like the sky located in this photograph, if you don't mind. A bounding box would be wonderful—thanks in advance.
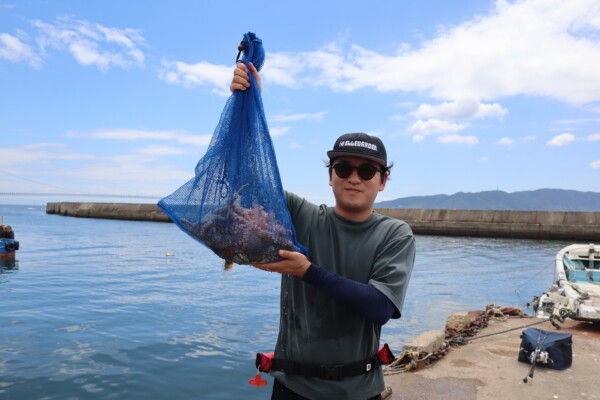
[1,0,599,206]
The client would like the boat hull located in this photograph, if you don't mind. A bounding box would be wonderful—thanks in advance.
[555,244,600,322]
[0,238,19,259]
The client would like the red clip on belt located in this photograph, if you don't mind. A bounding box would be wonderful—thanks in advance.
[256,352,275,373]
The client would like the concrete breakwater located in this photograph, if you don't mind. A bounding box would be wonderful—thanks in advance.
[375,208,600,241]
[46,202,600,241]
[46,202,170,222]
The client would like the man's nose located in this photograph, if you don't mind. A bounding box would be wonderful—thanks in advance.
[347,168,361,182]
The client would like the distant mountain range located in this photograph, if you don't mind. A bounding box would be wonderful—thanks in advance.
[374,189,600,211]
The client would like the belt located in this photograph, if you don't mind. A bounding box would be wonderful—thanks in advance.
[269,356,380,380]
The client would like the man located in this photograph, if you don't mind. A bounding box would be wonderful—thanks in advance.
[232,63,415,400]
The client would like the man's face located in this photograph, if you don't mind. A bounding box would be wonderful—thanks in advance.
[329,156,387,220]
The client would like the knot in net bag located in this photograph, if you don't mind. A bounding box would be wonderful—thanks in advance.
[158,32,307,265]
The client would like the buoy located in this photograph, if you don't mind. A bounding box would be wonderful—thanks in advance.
[249,372,267,387]
[166,253,174,257]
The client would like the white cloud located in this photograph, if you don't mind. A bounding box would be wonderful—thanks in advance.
[77,163,191,186]
[41,162,192,196]
[31,17,145,71]
[289,142,304,149]
[410,98,508,120]
[23,143,64,150]
[217,0,600,104]
[389,114,408,122]
[587,133,600,141]
[0,144,96,166]
[178,135,212,146]
[496,137,515,145]
[0,32,40,65]
[261,43,368,92]
[270,111,328,123]
[583,104,600,114]
[0,143,193,196]
[407,119,467,135]
[395,102,418,109]
[66,128,213,147]
[262,52,310,88]
[547,133,576,146]
[591,160,600,168]
[479,156,489,162]
[551,118,600,132]
[8,0,598,106]
[437,134,478,145]
[134,145,188,156]
[269,127,290,137]
[96,25,143,58]
[552,118,600,126]
[159,60,232,95]
[67,128,182,140]
[496,136,536,145]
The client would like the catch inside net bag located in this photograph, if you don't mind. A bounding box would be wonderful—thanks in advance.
[158,32,307,265]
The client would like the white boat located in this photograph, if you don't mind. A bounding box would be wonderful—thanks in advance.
[535,244,600,322]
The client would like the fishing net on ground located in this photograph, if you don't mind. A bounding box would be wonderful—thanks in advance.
[158,32,307,265]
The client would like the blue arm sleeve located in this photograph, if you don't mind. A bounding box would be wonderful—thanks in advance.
[302,264,396,326]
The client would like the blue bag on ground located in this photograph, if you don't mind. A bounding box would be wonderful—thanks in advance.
[518,327,572,380]
[158,32,306,265]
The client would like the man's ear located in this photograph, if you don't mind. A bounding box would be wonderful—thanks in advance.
[379,173,388,191]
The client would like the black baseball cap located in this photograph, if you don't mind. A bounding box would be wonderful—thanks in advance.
[327,133,387,167]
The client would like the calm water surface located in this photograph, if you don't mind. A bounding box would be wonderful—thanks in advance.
[0,204,571,399]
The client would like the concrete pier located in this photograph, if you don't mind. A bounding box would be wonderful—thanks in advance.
[45,202,600,241]
[384,316,600,400]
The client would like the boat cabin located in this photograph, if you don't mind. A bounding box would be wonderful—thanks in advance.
[563,244,600,283]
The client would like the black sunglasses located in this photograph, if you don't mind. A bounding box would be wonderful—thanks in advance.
[332,163,383,180]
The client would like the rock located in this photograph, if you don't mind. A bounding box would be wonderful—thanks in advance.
[445,312,471,333]
[402,330,445,354]
[467,310,483,322]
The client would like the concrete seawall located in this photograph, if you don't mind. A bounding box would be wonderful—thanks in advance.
[375,208,600,241]
[46,202,600,241]
[46,202,171,222]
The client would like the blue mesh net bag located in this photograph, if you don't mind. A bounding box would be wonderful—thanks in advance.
[158,32,307,265]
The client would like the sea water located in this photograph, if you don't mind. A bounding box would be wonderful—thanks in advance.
[0,204,570,399]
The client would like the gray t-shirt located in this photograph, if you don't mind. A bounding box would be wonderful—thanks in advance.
[272,192,415,400]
